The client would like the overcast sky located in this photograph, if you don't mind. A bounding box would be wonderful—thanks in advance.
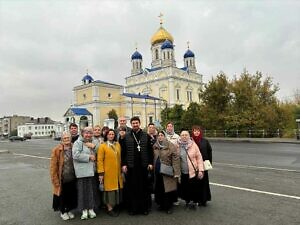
[0,0,299,121]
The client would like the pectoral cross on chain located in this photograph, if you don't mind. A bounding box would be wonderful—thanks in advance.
[132,132,141,152]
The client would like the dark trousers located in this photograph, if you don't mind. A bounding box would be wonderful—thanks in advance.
[125,167,150,214]
[154,172,175,210]
[178,174,201,203]
[52,180,77,213]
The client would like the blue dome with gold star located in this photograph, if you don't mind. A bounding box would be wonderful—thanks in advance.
[161,40,173,49]
[184,49,195,58]
[131,51,143,60]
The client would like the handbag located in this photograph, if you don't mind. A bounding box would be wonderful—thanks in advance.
[160,163,174,176]
[203,160,213,171]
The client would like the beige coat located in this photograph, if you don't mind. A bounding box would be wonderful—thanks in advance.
[153,139,180,193]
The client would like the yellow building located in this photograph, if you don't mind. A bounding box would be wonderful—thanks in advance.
[65,19,203,129]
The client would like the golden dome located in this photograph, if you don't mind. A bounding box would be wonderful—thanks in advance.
[151,26,174,45]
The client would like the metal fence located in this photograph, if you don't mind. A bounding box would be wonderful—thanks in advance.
[203,129,300,139]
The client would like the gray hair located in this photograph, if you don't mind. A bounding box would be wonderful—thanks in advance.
[61,131,71,138]
[81,126,93,135]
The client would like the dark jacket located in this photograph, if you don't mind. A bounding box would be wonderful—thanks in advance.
[121,129,153,168]
[197,138,212,163]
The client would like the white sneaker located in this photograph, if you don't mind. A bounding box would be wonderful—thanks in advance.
[60,213,70,221]
[88,209,96,218]
[173,200,180,206]
[67,212,75,219]
[81,210,88,220]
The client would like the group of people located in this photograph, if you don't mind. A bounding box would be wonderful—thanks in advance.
[50,116,213,221]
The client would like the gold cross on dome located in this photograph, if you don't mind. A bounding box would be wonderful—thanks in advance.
[187,41,190,49]
[158,12,163,25]
[86,69,89,74]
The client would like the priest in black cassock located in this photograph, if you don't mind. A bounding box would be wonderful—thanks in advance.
[121,116,153,215]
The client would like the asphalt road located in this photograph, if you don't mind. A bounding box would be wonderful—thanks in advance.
[0,139,299,225]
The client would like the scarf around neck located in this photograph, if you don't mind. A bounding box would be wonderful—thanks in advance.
[178,138,193,149]
[192,133,202,144]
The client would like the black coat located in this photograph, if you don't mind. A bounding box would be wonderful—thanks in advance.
[195,137,212,204]
[199,138,212,163]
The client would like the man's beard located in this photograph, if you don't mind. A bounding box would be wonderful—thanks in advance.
[132,127,140,132]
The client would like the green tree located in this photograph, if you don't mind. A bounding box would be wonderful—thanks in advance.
[182,102,202,129]
[160,69,295,137]
[108,109,118,129]
[277,93,300,137]
[295,106,300,119]
[229,70,281,135]
[161,104,184,132]
[200,71,231,129]
[161,104,171,127]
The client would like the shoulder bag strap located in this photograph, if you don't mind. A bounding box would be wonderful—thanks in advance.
[184,147,198,173]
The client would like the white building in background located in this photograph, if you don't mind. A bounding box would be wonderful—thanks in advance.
[0,115,31,136]
[18,122,64,138]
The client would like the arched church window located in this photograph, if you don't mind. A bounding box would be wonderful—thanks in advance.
[155,49,159,60]
[168,52,170,59]
[176,89,180,101]
[187,91,192,102]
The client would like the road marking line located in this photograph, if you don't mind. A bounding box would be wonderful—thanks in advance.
[0,149,9,154]
[211,182,300,200]
[13,153,50,160]
[11,153,300,200]
[214,162,299,172]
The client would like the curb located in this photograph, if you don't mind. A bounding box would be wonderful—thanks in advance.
[0,150,9,154]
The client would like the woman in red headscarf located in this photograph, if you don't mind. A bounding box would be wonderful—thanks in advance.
[191,125,212,206]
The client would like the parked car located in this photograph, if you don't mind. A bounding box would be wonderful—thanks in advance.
[53,136,61,141]
[9,136,26,141]
[23,134,32,139]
